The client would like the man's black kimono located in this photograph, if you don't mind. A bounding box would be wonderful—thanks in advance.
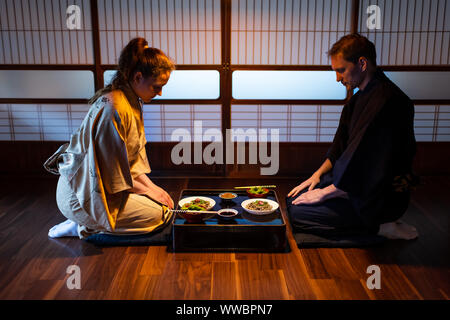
[287,68,416,236]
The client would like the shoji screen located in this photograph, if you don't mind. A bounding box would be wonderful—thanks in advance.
[0,103,90,141]
[98,0,221,64]
[230,0,450,143]
[231,0,353,64]
[231,104,343,142]
[358,0,450,141]
[0,0,222,142]
[230,104,450,142]
[0,0,94,141]
[231,0,353,143]
[358,0,449,65]
[98,0,222,142]
[0,0,93,64]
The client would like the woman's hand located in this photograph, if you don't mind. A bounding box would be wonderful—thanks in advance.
[287,173,321,198]
[148,187,174,209]
[133,174,174,209]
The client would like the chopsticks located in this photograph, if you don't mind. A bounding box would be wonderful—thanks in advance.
[171,209,219,214]
[234,185,276,189]
[142,195,218,214]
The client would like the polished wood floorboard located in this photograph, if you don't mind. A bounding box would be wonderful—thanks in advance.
[0,176,448,300]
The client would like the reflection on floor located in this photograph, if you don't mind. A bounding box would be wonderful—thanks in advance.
[0,175,448,299]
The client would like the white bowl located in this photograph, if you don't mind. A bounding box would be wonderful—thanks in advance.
[178,196,216,211]
[241,198,279,215]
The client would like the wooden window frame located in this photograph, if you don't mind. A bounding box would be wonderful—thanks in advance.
[1,0,449,138]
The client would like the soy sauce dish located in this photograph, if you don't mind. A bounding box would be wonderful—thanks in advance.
[217,208,239,220]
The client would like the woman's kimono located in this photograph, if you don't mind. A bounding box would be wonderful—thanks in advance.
[45,86,172,238]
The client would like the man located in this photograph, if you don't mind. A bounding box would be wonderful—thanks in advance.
[287,34,418,240]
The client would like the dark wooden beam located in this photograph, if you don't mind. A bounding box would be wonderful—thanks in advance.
[350,0,360,34]
[89,0,103,92]
[221,0,232,176]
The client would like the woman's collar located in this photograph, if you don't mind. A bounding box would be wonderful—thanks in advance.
[121,82,143,109]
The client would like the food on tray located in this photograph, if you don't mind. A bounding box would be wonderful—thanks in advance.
[217,208,239,220]
[219,210,235,216]
[247,186,269,195]
[246,200,272,211]
[220,192,236,199]
[219,192,238,201]
[181,198,210,211]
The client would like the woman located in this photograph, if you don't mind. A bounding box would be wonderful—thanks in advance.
[45,38,175,239]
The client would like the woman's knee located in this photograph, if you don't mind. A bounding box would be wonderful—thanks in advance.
[116,194,164,227]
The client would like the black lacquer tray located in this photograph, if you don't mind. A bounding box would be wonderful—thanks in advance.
[172,189,287,252]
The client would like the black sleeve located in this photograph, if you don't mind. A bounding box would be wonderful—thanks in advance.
[326,103,350,165]
[334,94,416,226]
[391,98,416,175]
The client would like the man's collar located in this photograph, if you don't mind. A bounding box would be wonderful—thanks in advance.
[359,67,383,93]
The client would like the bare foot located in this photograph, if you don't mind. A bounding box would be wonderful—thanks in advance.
[48,219,78,238]
[378,221,418,240]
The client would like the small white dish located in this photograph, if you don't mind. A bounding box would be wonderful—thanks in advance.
[217,208,239,219]
[241,198,279,215]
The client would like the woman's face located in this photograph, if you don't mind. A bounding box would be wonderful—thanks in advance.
[132,71,171,103]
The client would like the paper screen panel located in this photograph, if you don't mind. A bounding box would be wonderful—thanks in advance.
[0,0,93,64]
[143,104,221,141]
[0,70,95,99]
[0,104,90,141]
[0,104,448,142]
[232,70,347,99]
[231,104,342,142]
[358,0,450,65]
[104,70,221,99]
[98,0,221,65]
[384,72,450,100]
[0,103,222,142]
[231,104,450,142]
[231,0,353,65]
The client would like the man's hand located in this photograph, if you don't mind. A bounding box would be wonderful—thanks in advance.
[292,184,348,205]
[287,173,321,198]
[292,188,327,205]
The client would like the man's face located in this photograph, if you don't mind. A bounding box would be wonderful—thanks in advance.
[331,53,365,90]
[132,71,171,103]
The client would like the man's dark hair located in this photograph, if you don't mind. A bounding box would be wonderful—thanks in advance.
[327,33,377,66]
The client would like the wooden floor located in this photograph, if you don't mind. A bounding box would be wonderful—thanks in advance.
[0,175,448,300]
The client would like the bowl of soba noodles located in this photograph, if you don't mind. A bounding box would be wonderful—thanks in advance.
[241,198,279,215]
